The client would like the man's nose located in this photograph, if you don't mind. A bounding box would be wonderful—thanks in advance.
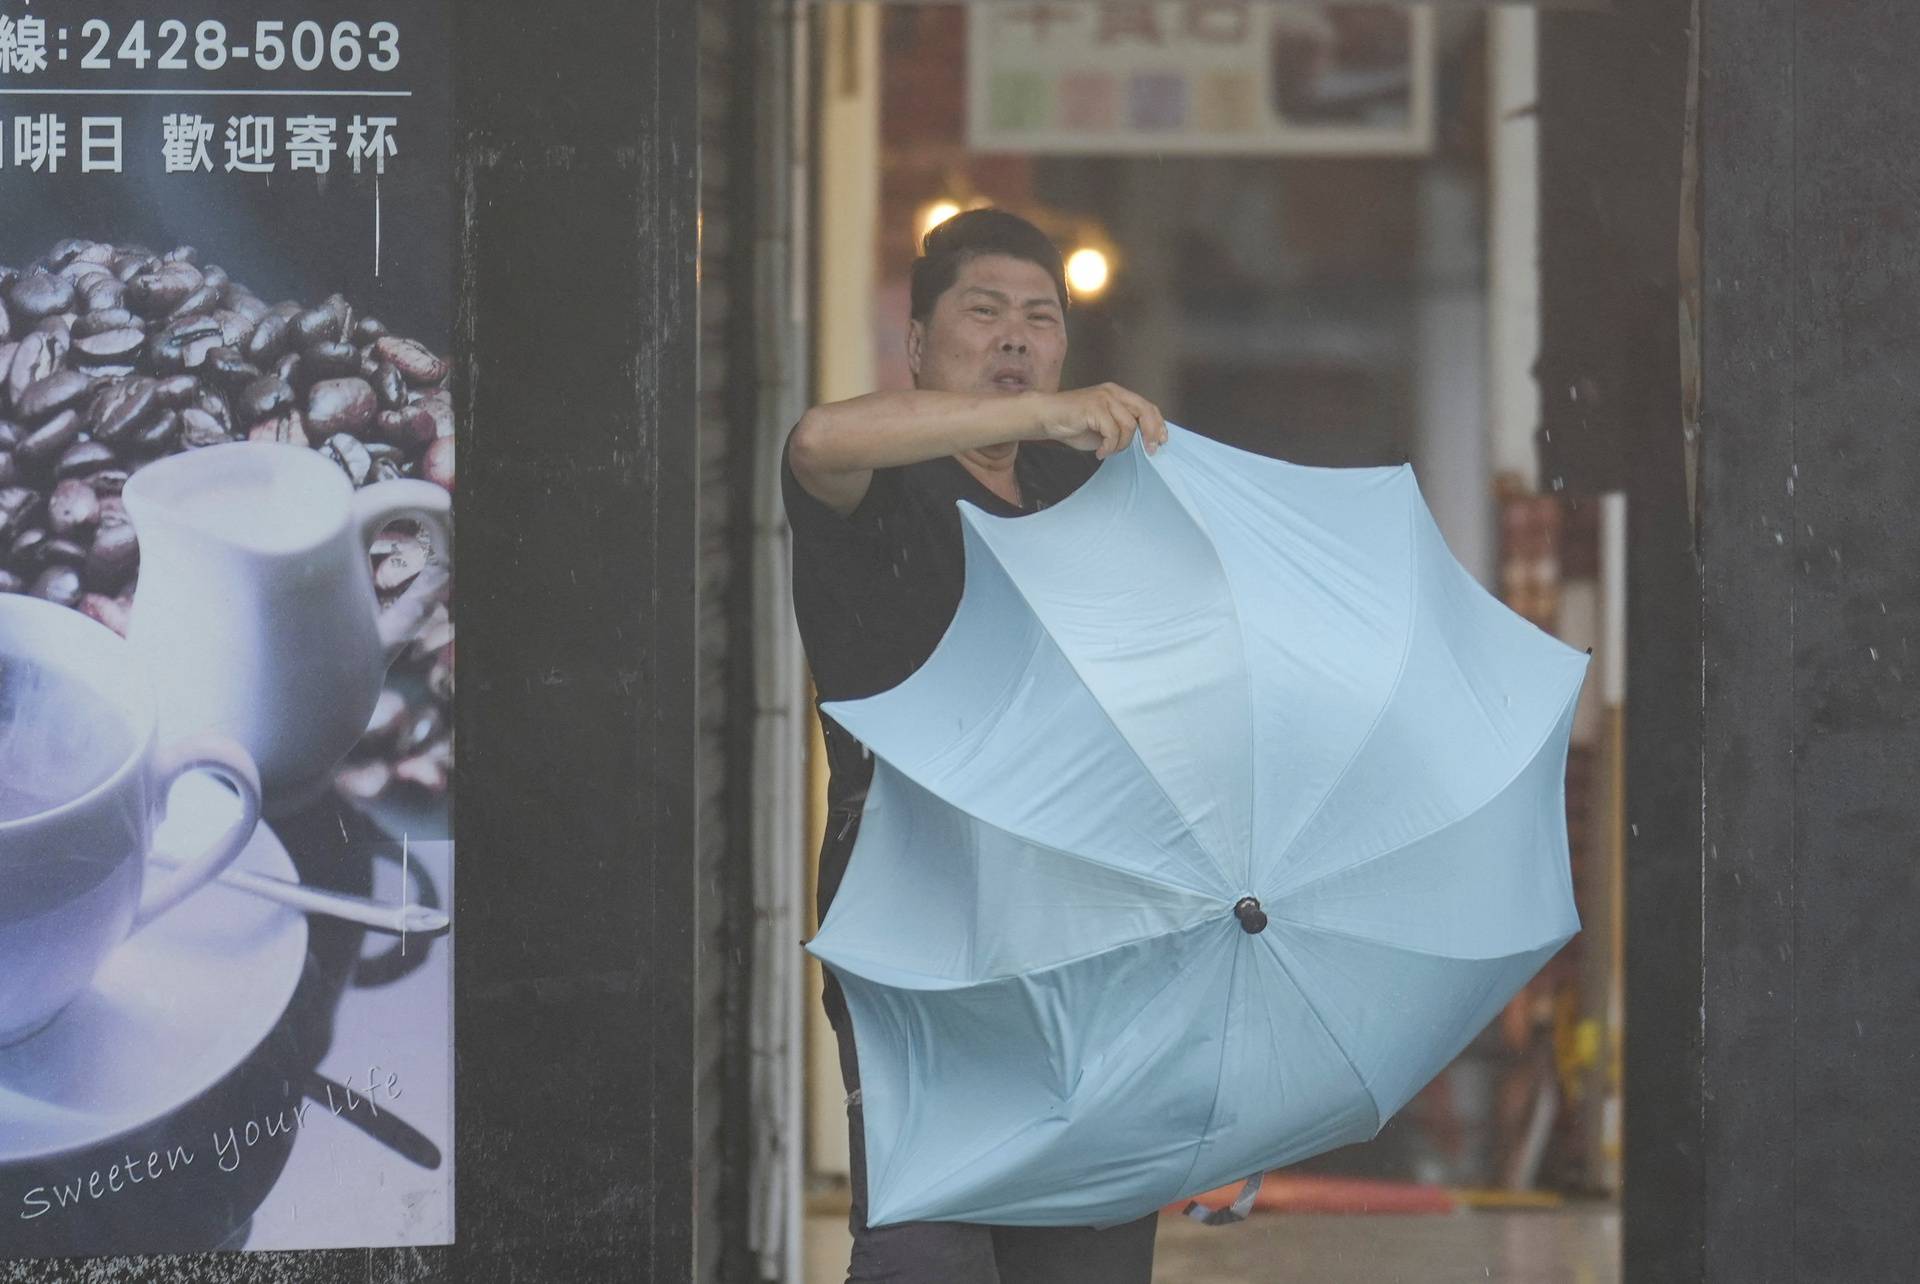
[999,335,1028,353]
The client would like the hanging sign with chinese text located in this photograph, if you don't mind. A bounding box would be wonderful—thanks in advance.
[969,2,1435,155]
[0,0,455,1260]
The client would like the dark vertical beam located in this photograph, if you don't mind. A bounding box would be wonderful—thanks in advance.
[1697,0,1797,1279]
[1769,4,1920,1278]
[1538,3,1697,1278]
[454,0,699,1281]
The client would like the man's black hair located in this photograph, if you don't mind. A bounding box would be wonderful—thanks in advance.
[909,208,1070,325]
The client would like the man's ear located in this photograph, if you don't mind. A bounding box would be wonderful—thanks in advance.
[906,318,924,378]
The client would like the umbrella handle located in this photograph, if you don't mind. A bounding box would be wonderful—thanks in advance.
[1184,1172,1265,1226]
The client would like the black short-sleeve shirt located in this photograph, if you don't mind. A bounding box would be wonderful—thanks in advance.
[781,429,1098,922]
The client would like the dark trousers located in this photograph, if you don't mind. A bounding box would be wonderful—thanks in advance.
[825,976,1160,1284]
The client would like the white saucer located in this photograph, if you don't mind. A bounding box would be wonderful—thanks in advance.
[0,773,309,1163]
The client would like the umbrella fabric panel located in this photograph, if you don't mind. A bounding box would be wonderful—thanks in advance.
[1147,434,1424,889]
[823,521,1230,901]
[1269,691,1583,959]
[813,761,1224,984]
[1164,926,1385,1213]
[959,446,1255,894]
[1261,497,1590,902]
[840,921,1237,1228]
[1267,926,1569,1122]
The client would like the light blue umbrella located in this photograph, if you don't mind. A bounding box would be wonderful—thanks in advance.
[806,424,1587,1229]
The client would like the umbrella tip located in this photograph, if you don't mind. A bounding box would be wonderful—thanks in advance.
[1232,897,1268,935]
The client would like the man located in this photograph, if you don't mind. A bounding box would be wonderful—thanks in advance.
[783,208,1169,1282]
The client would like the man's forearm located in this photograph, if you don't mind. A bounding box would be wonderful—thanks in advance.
[789,389,1048,477]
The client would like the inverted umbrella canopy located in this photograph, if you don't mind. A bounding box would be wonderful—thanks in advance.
[806,424,1588,1229]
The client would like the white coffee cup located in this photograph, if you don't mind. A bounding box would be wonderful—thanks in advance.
[0,594,262,1047]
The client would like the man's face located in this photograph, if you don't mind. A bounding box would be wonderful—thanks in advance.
[907,253,1067,398]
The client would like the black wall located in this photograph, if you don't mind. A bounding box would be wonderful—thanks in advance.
[1547,0,1920,1279]
[0,0,705,1280]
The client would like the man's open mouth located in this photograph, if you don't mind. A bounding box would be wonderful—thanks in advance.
[991,373,1029,391]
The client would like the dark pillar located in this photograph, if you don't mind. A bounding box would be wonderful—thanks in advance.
[452,0,701,1279]
[1700,1,1920,1278]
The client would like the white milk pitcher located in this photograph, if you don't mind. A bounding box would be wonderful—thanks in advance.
[123,441,452,814]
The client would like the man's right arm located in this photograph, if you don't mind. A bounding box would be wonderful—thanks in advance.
[787,384,1166,517]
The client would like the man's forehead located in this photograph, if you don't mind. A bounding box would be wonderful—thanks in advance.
[951,257,1061,307]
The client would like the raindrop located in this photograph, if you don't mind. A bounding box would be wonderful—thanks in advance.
[1630,823,1640,836]
[1773,532,1785,545]
[1869,647,1879,661]
[1786,476,1795,496]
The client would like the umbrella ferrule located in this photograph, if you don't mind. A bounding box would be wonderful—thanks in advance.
[1232,896,1268,935]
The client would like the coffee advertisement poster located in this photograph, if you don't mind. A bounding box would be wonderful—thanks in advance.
[0,0,455,1257]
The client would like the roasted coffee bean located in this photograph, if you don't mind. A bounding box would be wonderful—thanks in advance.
[301,340,359,381]
[243,312,291,363]
[85,521,138,587]
[87,468,130,498]
[9,329,69,403]
[16,369,92,422]
[274,351,302,387]
[201,265,230,293]
[112,255,150,283]
[17,409,81,468]
[30,564,82,607]
[55,440,118,480]
[45,241,87,269]
[150,314,222,372]
[416,389,456,440]
[203,345,262,389]
[377,406,436,449]
[0,568,21,595]
[0,299,10,343]
[39,537,88,569]
[373,336,449,386]
[308,378,377,437]
[0,486,42,540]
[162,245,197,264]
[72,307,137,338]
[82,275,126,312]
[209,308,256,348]
[0,344,17,399]
[77,591,131,636]
[228,293,269,323]
[125,261,202,317]
[293,303,345,346]
[238,374,296,422]
[353,315,389,343]
[5,272,77,321]
[72,326,146,365]
[87,377,160,444]
[0,452,15,488]
[372,362,407,410]
[371,456,406,484]
[0,421,18,450]
[395,704,446,756]
[323,432,373,486]
[335,759,393,800]
[423,437,454,492]
[194,390,234,433]
[357,349,384,382]
[10,527,46,565]
[153,373,199,407]
[46,479,99,535]
[172,283,222,318]
[249,411,308,447]
[132,409,180,452]
[179,407,232,448]
[96,495,128,527]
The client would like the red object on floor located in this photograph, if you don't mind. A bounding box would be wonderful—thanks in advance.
[1164,1173,1458,1217]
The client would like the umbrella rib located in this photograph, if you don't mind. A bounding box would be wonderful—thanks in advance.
[1168,928,1245,1208]
[1146,455,1260,893]
[1265,677,1583,909]
[1262,497,1422,884]
[1257,932,1386,1139]
[985,561,1241,893]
